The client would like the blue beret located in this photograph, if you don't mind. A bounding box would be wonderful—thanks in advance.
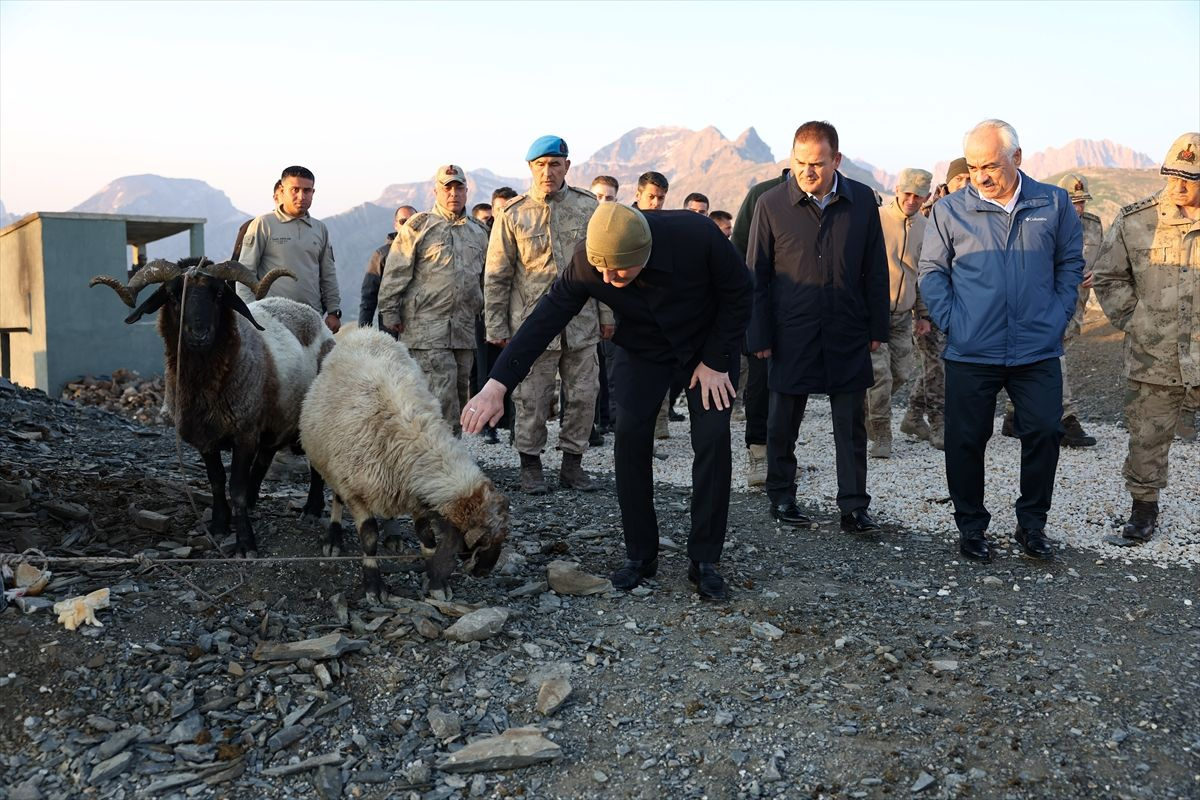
[525,135,569,162]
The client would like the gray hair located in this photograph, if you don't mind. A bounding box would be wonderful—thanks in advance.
[964,119,1020,159]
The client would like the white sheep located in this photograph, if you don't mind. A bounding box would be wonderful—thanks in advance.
[90,257,334,556]
[300,327,508,602]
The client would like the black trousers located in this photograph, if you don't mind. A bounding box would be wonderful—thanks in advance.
[765,390,870,514]
[595,341,613,429]
[743,354,768,447]
[609,346,737,563]
[475,317,512,430]
[944,358,1062,532]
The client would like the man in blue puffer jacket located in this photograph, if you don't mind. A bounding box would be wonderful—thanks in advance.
[918,119,1084,563]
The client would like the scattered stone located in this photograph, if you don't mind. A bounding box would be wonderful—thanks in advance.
[713,710,735,728]
[267,724,307,753]
[89,751,133,785]
[546,560,613,596]
[415,616,442,639]
[259,752,343,777]
[443,607,510,643]
[165,714,204,745]
[750,621,784,641]
[7,778,43,800]
[315,764,343,799]
[428,708,462,740]
[96,725,145,759]
[982,576,1004,587]
[930,659,959,672]
[436,727,562,773]
[130,507,170,532]
[252,633,367,662]
[535,677,572,716]
[911,771,936,793]
[42,498,90,521]
[144,772,201,793]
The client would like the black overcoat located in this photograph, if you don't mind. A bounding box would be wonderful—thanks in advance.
[745,173,889,394]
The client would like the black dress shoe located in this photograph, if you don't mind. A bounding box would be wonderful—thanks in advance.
[959,530,992,562]
[588,427,605,447]
[840,509,881,533]
[1015,527,1054,559]
[770,500,813,527]
[687,560,729,601]
[611,558,658,590]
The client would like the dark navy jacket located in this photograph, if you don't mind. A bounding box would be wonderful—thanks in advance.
[918,173,1084,366]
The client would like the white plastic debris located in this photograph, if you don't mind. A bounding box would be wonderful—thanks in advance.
[53,588,111,630]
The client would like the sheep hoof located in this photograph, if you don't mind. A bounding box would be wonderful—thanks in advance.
[420,545,437,558]
[322,543,342,557]
[235,548,258,560]
[365,588,395,606]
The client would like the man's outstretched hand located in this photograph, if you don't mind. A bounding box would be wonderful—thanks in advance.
[461,379,508,434]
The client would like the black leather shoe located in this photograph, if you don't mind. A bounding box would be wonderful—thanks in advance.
[959,530,992,562]
[1015,527,1054,559]
[770,500,813,527]
[610,558,658,590]
[588,426,604,447]
[687,560,729,601]
[840,509,881,533]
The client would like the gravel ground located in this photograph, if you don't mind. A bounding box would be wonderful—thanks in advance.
[1,306,1197,800]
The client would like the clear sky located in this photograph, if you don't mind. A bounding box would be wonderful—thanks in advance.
[1,0,1197,216]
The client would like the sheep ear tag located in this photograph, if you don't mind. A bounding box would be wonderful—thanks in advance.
[226,291,265,331]
[124,286,169,324]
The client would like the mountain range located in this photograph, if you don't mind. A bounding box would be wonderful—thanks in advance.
[1,129,1159,317]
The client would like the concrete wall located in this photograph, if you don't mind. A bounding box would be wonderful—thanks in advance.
[0,217,48,391]
[41,216,166,394]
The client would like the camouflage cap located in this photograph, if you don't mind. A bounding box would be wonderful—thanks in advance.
[1057,173,1091,202]
[1161,132,1200,181]
[945,158,968,183]
[895,168,932,196]
[586,203,652,270]
[434,165,467,186]
[525,135,569,162]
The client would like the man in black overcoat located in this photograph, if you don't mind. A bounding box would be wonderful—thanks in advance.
[747,121,889,533]
[462,203,751,600]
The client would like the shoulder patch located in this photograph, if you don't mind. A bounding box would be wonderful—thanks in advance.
[567,185,599,202]
[407,211,435,231]
[1119,193,1159,217]
[1080,211,1101,223]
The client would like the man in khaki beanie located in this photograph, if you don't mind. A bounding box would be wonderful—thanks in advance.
[463,204,751,600]
[868,168,932,457]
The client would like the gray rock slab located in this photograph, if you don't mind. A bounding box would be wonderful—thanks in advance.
[535,677,572,716]
[436,727,561,773]
[546,560,612,596]
[443,608,510,643]
[252,633,367,662]
[89,750,134,785]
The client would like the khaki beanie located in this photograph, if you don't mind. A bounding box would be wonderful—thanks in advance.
[586,203,652,270]
[945,158,969,183]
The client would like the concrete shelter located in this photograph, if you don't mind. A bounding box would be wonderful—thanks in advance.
[0,212,204,394]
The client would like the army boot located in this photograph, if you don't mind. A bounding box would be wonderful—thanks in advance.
[928,413,945,451]
[868,420,892,458]
[1001,409,1016,438]
[1121,500,1158,543]
[900,407,929,440]
[519,452,548,495]
[559,452,597,492]
[1061,414,1097,447]
[746,444,767,489]
[1177,410,1198,441]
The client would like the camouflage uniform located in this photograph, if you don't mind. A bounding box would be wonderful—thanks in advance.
[907,327,946,423]
[484,184,607,456]
[379,206,489,431]
[1093,190,1200,502]
[868,197,927,448]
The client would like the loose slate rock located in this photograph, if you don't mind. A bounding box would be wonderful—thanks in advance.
[165,713,204,745]
[930,659,959,672]
[315,764,343,800]
[546,560,613,596]
[911,771,936,793]
[96,725,145,759]
[252,633,367,662]
[751,621,784,641]
[443,607,510,643]
[436,727,562,773]
[267,724,308,753]
[89,750,134,785]
[428,708,462,740]
[536,677,572,716]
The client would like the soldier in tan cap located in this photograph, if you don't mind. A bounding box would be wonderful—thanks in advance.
[1093,132,1200,543]
[484,136,610,494]
[867,168,932,457]
[378,166,490,434]
[1001,172,1101,447]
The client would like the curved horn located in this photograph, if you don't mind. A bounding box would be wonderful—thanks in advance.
[127,259,183,295]
[88,275,137,307]
[199,260,296,299]
[254,268,297,300]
